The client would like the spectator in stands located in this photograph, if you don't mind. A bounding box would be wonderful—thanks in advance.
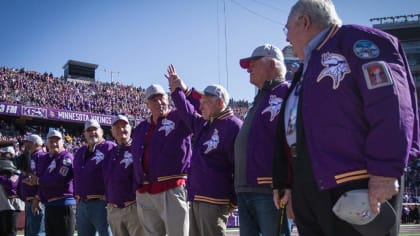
[166,64,242,236]
[28,130,76,236]
[73,119,116,236]
[103,115,143,236]
[19,134,46,236]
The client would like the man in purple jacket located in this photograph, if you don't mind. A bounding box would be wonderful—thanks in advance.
[74,119,116,236]
[132,84,191,236]
[273,0,419,235]
[165,64,243,235]
[236,44,290,235]
[28,130,76,236]
[20,134,46,236]
[103,115,143,236]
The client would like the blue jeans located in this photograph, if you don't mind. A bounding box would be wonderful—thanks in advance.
[237,192,290,236]
[25,202,45,236]
[76,200,110,236]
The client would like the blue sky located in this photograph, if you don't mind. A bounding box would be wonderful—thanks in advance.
[1,0,419,102]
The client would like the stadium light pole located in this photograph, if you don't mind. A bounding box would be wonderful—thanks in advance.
[103,69,120,83]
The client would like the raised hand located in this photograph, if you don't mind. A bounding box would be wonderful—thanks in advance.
[164,64,187,92]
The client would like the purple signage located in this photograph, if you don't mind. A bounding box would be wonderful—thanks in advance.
[0,103,20,116]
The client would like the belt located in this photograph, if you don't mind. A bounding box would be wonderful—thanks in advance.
[107,200,136,209]
[290,144,297,158]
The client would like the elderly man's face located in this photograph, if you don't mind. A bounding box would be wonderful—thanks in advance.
[84,127,103,145]
[199,95,221,120]
[47,137,64,155]
[111,120,131,145]
[147,94,169,119]
[284,14,306,60]
[247,57,272,89]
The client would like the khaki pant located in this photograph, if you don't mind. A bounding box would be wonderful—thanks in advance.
[189,201,229,236]
[136,185,189,236]
[107,203,143,236]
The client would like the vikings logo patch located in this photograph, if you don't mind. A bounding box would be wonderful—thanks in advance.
[158,118,175,136]
[362,61,393,89]
[203,129,219,154]
[120,151,133,169]
[92,150,105,164]
[317,52,351,89]
[30,160,36,171]
[47,159,56,173]
[353,40,380,59]
[261,95,283,122]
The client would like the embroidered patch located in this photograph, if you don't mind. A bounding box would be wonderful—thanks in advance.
[30,160,36,171]
[62,157,72,166]
[47,160,56,173]
[120,151,133,168]
[158,118,175,136]
[353,40,380,59]
[362,61,393,89]
[261,95,283,122]
[92,150,104,164]
[59,166,69,176]
[203,129,219,154]
[317,52,351,90]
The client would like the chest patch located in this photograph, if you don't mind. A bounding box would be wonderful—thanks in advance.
[353,40,380,59]
[203,129,219,154]
[317,52,351,89]
[91,150,105,164]
[120,151,133,169]
[158,118,175,136]
[261,95,283,122]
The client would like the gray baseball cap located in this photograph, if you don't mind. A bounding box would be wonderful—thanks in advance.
[203,84,230,105]
[0,146,15,155]
[47,130,62,139]
[23,134,43,145]
[84,119,101,130]
[112,114,129,126]
[332,189,396,235]
[240,44,284,69]
[145,84,166,100]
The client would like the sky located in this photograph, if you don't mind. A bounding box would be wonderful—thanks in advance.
[1,0,419,102]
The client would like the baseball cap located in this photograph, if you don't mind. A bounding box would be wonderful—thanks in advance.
[23,134,43,145]
[332,189,396,236]
[240,44,284,69]
[145,84,166,100]
[202,84,230,105]
[84,119,101,130]
[47,130,63,139]
[0,146,15,155]
[112,114,129,126]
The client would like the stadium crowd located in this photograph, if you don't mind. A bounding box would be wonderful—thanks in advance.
[0,67,249,119]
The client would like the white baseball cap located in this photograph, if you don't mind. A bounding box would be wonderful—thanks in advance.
[112,114,129,126]
[145,84,166,100]
[23,134,43,145]
[47,130,63,139]
[332,189,396,235]
[240,44,284,69]
[84,119,101,130]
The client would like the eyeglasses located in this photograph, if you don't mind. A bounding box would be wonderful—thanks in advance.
[283,15,304,36]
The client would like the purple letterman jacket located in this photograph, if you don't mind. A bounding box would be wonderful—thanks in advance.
[132,108,193,188]
[74,140,116,200]
[244,82,290,188]
[171,88,243,206]
[300,24,419,190]
[37,150,74,203]
[18,150,46,201]
[102,143,136,208]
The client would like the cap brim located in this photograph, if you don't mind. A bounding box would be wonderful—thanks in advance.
[351,201,396,236]
[239,56,263,69]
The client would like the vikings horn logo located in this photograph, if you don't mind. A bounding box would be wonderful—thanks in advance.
[158,118,175,136]
[120,151,133,169]
[261,95,283,122]
[203,129,219,154]
[317,52,351,89]
[91,150,105,165]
